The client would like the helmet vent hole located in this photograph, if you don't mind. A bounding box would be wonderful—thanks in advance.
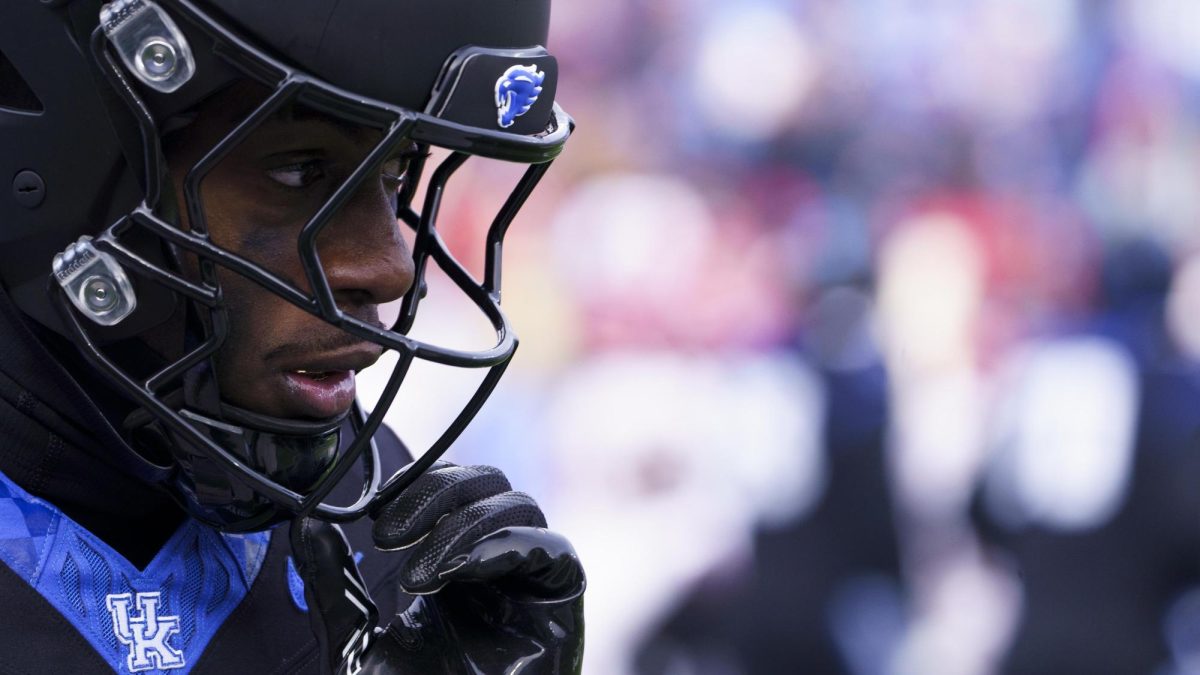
[0,50,43,113]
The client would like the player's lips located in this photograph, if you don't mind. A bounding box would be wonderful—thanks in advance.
[275,346,382,419]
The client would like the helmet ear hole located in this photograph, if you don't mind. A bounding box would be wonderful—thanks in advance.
[0,49,43,113]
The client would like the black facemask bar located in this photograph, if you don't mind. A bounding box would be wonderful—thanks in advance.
[49,0,571,529]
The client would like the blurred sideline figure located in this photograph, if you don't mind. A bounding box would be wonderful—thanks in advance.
[355,0,1200,672]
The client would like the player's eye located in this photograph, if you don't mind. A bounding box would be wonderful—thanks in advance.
[380,146,429,192]
[380,157,409,191]
[266,159,326,189]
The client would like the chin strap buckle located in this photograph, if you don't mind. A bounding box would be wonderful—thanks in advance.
[52,236,138,326]
[100,0,195,94]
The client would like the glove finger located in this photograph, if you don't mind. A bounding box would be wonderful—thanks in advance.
[372,463,512,551]
[289,518,378,675]
[438,526,586,602]
[400,491,547,594]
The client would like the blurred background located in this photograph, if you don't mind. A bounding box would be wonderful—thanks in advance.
[362,0,1200,673]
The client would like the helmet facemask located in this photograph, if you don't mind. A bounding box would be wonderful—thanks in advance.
[50,0,570,531]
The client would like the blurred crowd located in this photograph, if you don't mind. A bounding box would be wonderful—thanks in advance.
[360,0,1200,673]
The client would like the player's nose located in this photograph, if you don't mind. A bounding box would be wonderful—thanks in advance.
[322,186,415,308]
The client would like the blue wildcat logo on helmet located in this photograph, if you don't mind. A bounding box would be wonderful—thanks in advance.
[494,64,545,129]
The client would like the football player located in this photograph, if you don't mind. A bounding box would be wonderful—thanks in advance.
[0,1,583,673]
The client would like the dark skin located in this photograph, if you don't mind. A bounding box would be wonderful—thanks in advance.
[162,81,416,419]
[107,82,416,566]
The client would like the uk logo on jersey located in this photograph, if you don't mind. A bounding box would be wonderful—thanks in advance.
[494,64,545,129]
[106,592,186,672]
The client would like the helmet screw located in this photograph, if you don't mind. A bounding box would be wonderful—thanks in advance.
[137,38,178,81]
[12,170,45,209]
[82,275,119,314]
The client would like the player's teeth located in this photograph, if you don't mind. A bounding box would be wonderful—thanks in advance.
[292,369,330,381]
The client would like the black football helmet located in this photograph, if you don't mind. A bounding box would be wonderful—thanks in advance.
[0,0,571,530]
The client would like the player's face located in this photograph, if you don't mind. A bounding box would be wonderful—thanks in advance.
[164,82,416,421]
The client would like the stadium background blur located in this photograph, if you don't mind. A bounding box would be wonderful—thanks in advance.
[361,1,1200,673]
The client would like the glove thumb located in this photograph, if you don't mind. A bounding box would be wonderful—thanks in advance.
[290,517,379,675]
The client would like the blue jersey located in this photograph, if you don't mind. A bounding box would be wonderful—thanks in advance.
[0,430,413,675]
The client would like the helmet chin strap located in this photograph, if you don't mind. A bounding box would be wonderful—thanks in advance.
[122,357,353,530]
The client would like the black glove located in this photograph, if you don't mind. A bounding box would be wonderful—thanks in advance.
[290,463,585,675]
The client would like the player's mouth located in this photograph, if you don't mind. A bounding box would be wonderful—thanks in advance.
[276,347,382,419]
[281,369,356,419]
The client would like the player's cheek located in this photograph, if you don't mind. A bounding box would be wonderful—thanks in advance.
[213,279,276,380]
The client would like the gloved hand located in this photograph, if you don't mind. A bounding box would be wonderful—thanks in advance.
[289,463,585,675]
